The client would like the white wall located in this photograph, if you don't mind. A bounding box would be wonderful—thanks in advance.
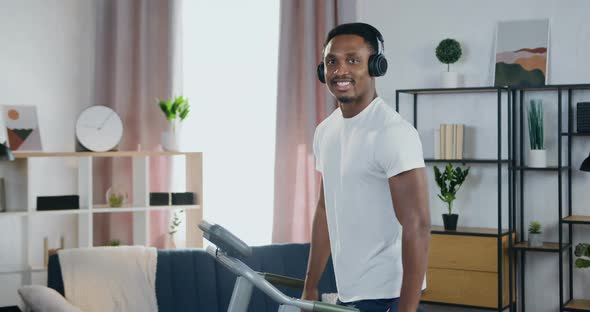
[357,1,590,311]
[0,0,96,306]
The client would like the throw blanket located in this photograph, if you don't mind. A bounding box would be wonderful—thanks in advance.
[58,246,158,312]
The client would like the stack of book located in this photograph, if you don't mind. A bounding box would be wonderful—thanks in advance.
[434,124,464,160]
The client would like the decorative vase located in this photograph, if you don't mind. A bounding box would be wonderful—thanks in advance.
[528,233,543,247]
[106,186,128,208]
[161,121,181,151]
[528,149,547,168]
[441,71,460,88]
[442,213,459,231]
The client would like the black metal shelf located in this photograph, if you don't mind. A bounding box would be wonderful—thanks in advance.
[561,132,590,137]
[516,83,590,92]
[425,158,510,164]
[397,85,512,312]
[512,242,571,253]
[514,166,570,171]
[397,83,590,95]
[562,215,590,225]
[564,299,590,311]
[397,86,509,95]
[431,225,512,237]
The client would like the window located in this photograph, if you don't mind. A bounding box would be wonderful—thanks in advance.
[181,0,280,245]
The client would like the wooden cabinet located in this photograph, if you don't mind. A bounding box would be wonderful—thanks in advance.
[421,226,515,309]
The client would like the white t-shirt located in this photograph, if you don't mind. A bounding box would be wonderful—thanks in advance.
[313,96,426,302]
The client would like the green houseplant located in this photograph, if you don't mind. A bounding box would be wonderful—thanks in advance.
[527,99,546,167]
[575,243,590,268]
[433,163,470,230]
[106,239,121,246]
[435,38,462,88]
[157,96,190,151]
[528,221,543,247]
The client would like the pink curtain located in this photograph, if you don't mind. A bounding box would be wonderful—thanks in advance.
[272,1,356,243]
[92,0,182,248]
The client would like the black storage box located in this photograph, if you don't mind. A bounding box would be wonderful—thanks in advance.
[36,195,79,211]
[577,102,590,133]
[149,192,170,206]
[171,192,196,205]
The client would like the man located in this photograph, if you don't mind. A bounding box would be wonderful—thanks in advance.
[301,22,431,312]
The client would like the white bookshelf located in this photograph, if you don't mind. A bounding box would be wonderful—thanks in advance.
[0,151,204,278]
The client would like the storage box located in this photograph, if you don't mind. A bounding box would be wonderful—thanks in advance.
[171,192,195,205]
[149,192,169,206]
[577,102,590,133]
[36,195,79,211]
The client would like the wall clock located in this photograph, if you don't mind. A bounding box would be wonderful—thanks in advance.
[75,105,123,152]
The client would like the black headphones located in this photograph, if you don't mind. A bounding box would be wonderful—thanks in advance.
[317,26,388,84]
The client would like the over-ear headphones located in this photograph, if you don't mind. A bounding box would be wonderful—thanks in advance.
[317,25,388,84]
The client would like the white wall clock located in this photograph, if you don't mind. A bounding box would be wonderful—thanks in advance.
[75,105,123,152]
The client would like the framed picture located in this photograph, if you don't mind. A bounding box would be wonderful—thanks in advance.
[494,19,550,87]
[3,105,43,151]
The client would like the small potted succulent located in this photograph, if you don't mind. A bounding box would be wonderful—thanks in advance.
[434,163,470,230]
[528,99,546,168]
[435,38,462,88]
[575,243,590,268]
[158,96,190,151]
[528,221,543,247]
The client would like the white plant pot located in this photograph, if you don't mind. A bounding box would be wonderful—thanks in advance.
[528,149,547,168]
[161,121,181,152]
[528,233,543,247]
[441,71,460,88]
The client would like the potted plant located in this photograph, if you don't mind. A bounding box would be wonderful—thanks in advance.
[106,239,121,246]
[158,96,190,151]
[435,38,462,88]
[434,163,470,230]
[575,243,590,268]
[528,221,543,247]
[528,99,546,167]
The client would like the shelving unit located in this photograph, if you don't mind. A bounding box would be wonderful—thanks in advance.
[397,86,516,311]
[397,84,590,311]
[510,84,590,312]
[0,151,203,302]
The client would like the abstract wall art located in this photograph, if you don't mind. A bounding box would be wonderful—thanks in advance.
[494,19,550,87]
[3,105,43,151]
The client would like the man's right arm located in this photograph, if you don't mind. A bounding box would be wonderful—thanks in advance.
[301,180,331,301]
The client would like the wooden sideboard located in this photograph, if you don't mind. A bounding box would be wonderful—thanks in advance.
[421,226,515,309]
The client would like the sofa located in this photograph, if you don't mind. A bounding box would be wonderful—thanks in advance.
[46,243,338,312]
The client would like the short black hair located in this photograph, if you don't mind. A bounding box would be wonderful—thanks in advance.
[324,22,382,55]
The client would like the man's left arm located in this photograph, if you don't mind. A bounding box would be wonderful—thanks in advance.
[389,167,431,312]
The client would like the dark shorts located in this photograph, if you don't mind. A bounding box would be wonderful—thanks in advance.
[336,297,425,312]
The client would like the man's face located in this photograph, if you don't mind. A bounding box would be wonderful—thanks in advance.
[323,34,374,104]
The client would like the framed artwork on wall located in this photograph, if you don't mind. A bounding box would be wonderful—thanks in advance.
[3,105,43,151]
[493,19,550,87]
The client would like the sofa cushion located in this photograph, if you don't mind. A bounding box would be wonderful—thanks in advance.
[18,285,82,312]
[155,249,219,312]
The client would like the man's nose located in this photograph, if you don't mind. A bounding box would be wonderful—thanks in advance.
[332,62,350,76]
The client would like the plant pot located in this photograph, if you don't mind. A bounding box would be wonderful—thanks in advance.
[528,233,543,247]
[161,121,181,151]
[442,214,459,231]
[528,149,547,168]
[441,71,460,88]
